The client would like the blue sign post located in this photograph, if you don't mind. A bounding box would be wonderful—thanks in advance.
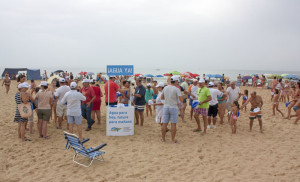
[106,65,135,136]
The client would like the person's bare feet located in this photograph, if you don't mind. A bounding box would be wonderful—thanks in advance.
[161,139,166,142]
[172,140,179,144]
[135,122,139,125]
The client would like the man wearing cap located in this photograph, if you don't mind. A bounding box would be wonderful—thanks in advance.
[161,76,182,143]
[54,78,71,129]
[193,79,212,134]
[61,82,86,140]
[207,82,223,129]
[81,79,96,131]
[134,79,146,126]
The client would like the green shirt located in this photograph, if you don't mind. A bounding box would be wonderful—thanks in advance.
[145,89,154,101]
[197,87,211,109]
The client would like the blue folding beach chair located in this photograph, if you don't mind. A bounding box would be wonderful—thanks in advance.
[64,131,107,167]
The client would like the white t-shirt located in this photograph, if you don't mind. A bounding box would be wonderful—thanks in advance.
[209,88,223,106]
[61,90,86,116]
[181,82,189,91]
[54,85,71,104]
[155,92,164,110]
[162,85,182,108]
[190,85,199,100]
[226,87,240,103]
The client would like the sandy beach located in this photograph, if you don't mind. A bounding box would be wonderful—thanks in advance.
[1,80,300,182]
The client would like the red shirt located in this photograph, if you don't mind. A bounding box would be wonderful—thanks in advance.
[104,80,119,103]
[91,86,101,102]
[80,86,96,104]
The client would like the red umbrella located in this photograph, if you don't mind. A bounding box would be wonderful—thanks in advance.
[134,73,143,77]
[163,73,171,76]
[182,72,192,77]
[193,73,200,77]
[79,72,87,75]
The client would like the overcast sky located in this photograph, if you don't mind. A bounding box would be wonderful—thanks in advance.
[0,0,299,71]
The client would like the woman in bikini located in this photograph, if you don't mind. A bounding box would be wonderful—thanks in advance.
[283,80,291,103]
[272,89,284,117]
[2,74,11,94]
[217,83,227,124]
[285,82,300,120]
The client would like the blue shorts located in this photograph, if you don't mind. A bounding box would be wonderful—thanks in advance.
[189,99,193,106]
[162,108,179,124]
[68,115,82,125]
[134,105,145,112]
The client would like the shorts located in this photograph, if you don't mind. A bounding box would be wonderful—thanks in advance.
[162,108,179,124]
[37,109,51,121]
[134,105,145,112]
[105,102,117,106]
[193,108,208,116]
[56,104,67,117]
[208,104,218,118]
[183,98,187,104]
[226,102,232,111]
[293,106,300,112]
[189,99,194,106]
[249,108,262,120]
[68,115,82,125]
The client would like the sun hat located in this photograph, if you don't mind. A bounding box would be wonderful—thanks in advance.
[109,75,116,78]
[89,79,95,83]
[208,82,214,87]
[70,82,77,88]
[171,76,179,81]
[82,79,90,83]
[198,79,205,83]
[59,78,65,83]
[18,83,29,89]
[147,83,151,87]
[40,81,48,86]
[156,82,165,87]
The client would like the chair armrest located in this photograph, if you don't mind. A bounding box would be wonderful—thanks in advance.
[80,138,90,144]
[87,143,107,154]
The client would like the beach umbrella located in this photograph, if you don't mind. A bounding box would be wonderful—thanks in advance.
[53,70,64,73]
[87,72,94,75]
[284,75,298,79]
[134,73,143,77]
[242,76,252,80]
[47,75,62,84]
[281,73,288,77]
[181,72,192,77]
[214,74,223,78]
[145,74,154,77]
[169,71,181,75]
[164,73,171,76]
[79,72,87,75]
[155,75,163,77]
[206,74,214,78]
[224,76,230,79]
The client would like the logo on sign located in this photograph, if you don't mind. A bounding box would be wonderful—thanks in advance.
[111,127,122,132]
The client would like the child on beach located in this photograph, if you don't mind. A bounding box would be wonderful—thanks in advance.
[30,80,36,95]
[272,89,284,117]
[230,101,239,134]
[242,90,248,111]
[145,83,154,117]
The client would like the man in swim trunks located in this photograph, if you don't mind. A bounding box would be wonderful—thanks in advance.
[240,91,264,133]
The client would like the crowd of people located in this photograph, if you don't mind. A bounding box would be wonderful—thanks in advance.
[6,72,300,143]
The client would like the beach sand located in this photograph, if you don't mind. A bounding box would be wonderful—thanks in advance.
[1,81,300,182]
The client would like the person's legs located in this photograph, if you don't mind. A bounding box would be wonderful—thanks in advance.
[20,122,25,141]
[91,110,96,122]
[286,101,295,119]
[294,109,300,124]
[68,116,74,133]
[170,108,178,143]
[18,122,21,138]
[149,104,152,117]
[135,109,140,125]
[145,103,149,117]
[171,123,177,143]
[230,118,234,134]
[96,110,101,124]
[161,123,168,142]
[249,119,254,131]
[76,124,83,141]
[276,104,284,117]
[5,85,9,94]
[258,118,263,133]
[38,119,43,137]
[272,104,276,115]
[202,116,208,134]
[193,111,201,130]
[86,103,94,129]
[161,108,170,142]
[42,121,48,138]
[208,116,212,126]
[139,111,144,126]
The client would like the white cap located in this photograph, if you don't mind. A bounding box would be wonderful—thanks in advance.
[199,79,205,83]
[70,82,77,88]
[139,75,143,78]
[192,79,198,82]
[208,82,214,87]
[18,83,29,89]
[156,82,165,87]
[59,78,65,83]
[147,83,151,87]
[89,79,95,83]
[171,76,179,81]
[66,76,70,79]
[40,81,48,86]
[153,80,157,82]
[109,75,116,78]
[82,79,90,83]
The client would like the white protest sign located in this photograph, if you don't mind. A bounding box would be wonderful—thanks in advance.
[106,106,134,136]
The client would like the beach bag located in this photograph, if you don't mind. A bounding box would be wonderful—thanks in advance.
[18,103,33,118]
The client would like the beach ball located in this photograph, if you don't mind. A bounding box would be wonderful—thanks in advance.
[243,96,247,100]
[192,101,199,109]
